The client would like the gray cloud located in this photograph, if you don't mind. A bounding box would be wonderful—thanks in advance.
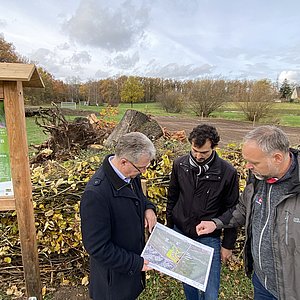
[30,48,89,80]
[30,48,56,66]
[63,0,150,51]
[107,52,139,69]
[69,51,91,64]
[145,62,214,79]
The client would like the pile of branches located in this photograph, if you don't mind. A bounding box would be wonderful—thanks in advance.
[31,103,115,163]
[0,155,103,296]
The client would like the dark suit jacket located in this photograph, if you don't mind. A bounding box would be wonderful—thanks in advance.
[80,155,156,300]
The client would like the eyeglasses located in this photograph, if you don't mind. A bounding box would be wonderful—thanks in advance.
[127,159,151,173]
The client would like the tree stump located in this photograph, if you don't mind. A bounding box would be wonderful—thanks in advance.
[104,109,163,148]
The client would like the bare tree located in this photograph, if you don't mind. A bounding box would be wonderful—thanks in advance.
[157,90,184,113]
[187,78,229,117]
[233,79,278,122]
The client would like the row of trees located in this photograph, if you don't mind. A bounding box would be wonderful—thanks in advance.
[0,36,298,121]
[155,78,278,120]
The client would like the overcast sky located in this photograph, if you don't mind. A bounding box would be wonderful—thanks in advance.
[1,0,300,84]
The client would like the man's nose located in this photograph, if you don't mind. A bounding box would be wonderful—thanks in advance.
[194,153,203,160]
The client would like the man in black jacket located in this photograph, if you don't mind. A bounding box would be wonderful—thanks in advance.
[80,132,157,300]
[167,124,239,300]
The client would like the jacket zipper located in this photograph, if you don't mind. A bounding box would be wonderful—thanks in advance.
[285,210,290,245]
[258,185,273,275]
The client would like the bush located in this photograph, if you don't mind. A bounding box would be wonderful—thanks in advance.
[157,90,184,113]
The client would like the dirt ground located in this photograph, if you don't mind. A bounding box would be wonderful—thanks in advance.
[154,116,300,148]
[16,117,299,300]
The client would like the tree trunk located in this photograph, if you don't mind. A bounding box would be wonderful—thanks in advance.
[104,109,163,148]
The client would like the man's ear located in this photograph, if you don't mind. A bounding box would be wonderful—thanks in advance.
[120,158,127,166]
[273,152,284,164]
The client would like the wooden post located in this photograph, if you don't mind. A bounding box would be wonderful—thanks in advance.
[141,179,147,196]
[3,81,42,299]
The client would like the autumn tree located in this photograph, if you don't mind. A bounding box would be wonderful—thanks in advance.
[24,68,54,105]
[187,78,229,117]
[80,80,103,105]
[120,76,144,104]
[0,36,23,63]
[99,78,120,106]
[140,77,162,102]
[52,79,69,102]
[234,79,277,122]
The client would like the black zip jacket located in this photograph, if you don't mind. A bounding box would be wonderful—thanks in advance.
[166,152,239,249]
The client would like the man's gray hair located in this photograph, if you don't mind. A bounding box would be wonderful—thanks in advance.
[244,125,290,154]
[115,132,156,162]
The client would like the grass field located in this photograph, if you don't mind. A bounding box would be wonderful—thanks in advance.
[26,101,300,147]
[80,101,300,125]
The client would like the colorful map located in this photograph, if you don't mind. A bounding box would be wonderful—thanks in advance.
[141,223,214,291]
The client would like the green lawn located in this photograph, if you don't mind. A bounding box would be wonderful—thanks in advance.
[25,102,300,146]
[26,117,48,146]
[138,264,253,299]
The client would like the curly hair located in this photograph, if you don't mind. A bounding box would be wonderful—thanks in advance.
[188,124,220,148]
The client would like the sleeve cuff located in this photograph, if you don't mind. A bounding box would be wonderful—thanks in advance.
[211,218,224,230]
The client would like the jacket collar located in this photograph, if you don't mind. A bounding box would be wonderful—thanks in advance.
[287,148,300,194]
[103,154,130,191]
[250,148,300,194]
[182,151,222,175]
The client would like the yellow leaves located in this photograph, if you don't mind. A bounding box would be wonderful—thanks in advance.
[55,178,66,187]
[0,246,10,256]
[81,275,89,286]
[89,156,100,163]
[42,286,47,296]
[4,257,11,263]
[54,241,61,252]
[61,278,70,286]
[147,186,167,199]
[71,183,77,190]
[53,213,63,221]
[73,202,80,213]
[6,285,23,297]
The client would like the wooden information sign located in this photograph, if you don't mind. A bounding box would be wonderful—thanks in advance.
[0,63,44,299]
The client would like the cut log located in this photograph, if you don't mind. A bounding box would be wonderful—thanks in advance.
[104,109,163,148]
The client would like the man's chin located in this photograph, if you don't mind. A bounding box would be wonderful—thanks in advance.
[253,174,265,181]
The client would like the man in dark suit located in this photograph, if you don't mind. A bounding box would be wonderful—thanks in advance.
[80,132,157,300]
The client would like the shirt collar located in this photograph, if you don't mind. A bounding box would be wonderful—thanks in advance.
[108,155,130,183]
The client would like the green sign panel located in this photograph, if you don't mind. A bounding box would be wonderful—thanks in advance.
[0,100,14,196]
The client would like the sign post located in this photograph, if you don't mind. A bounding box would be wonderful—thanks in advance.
[0,63,44,299]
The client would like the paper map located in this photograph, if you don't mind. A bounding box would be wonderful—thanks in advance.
[141,223,214,291]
